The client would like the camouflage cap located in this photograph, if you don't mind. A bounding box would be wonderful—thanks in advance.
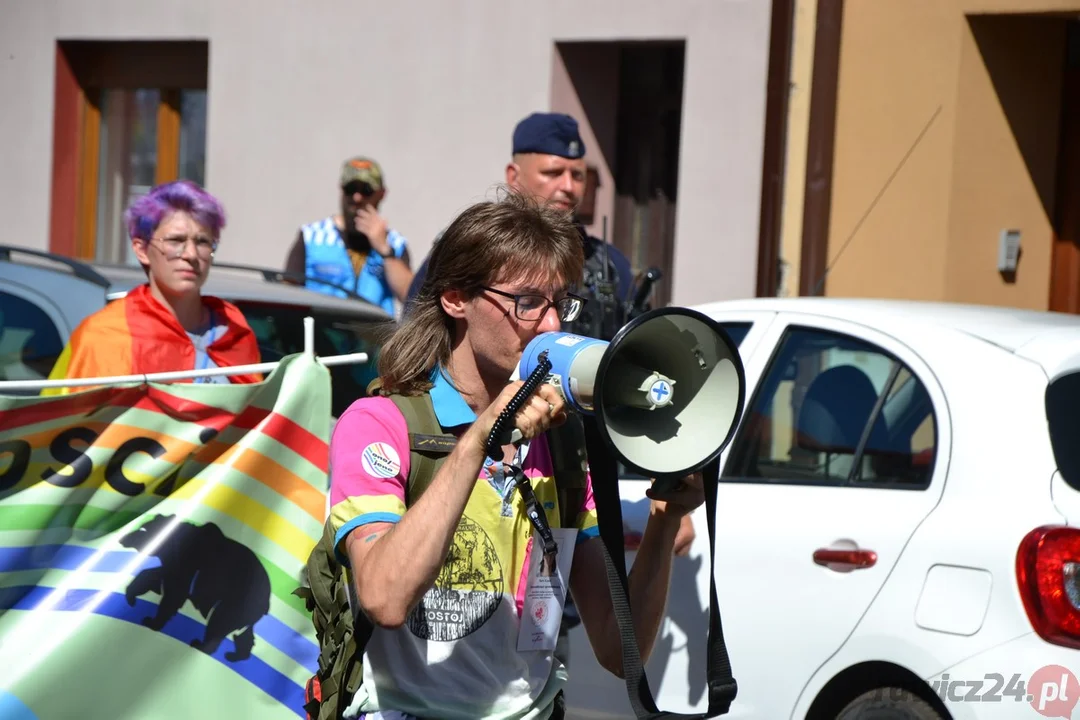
[339,157,385,193]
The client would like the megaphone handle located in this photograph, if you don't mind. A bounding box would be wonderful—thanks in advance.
[485,352,552,460]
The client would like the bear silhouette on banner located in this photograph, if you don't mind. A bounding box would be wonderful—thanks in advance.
[120,514,272,662]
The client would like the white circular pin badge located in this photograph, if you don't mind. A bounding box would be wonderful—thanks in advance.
[361,442,402,479]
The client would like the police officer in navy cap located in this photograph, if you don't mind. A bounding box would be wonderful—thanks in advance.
[406,112,635,342]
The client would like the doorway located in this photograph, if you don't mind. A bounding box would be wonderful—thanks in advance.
[611,43,685,309]
[552,41,686,309]
[1050,21,1080,313]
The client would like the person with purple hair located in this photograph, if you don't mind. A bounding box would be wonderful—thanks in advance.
[42,180,262,395]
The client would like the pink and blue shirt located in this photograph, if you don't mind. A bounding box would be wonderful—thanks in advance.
[327,370,598,720]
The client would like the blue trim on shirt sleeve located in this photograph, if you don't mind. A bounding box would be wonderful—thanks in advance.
[333,512,402,566]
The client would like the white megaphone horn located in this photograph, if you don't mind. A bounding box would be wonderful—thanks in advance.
[514,307,746,489]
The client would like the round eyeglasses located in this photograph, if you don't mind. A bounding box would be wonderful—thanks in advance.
[152,234,218,260]
[481,286,586,323]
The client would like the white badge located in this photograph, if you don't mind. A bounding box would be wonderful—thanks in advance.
[361,442,401,479]
[518,527,577,652]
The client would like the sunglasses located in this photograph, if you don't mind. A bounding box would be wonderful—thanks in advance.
[343,181,376,198]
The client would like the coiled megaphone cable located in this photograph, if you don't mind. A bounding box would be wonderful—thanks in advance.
[485,350,552,460]
[484,350,561,561]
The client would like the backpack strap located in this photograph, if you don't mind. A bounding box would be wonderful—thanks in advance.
[385,392,457,504]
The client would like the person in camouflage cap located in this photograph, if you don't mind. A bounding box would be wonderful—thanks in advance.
[285,156,413,316]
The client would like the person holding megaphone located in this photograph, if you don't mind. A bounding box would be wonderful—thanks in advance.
[401,110,698,677]
[305,191,708,720]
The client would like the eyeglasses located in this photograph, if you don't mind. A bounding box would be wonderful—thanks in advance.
[151,234,218,259]
[481,286,586,322]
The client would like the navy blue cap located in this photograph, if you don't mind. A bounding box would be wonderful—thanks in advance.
[512,112,586,159]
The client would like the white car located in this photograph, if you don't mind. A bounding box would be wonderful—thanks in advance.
[563,297,1080,720]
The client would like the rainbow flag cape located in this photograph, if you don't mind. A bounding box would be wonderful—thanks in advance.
[0,354,330,719]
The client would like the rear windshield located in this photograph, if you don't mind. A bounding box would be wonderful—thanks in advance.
[234,301,392,417]
[1047,371,1080,489]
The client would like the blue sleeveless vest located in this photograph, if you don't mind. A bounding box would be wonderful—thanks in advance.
[300,217,407,316]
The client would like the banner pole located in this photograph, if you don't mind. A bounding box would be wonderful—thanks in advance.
[304,316,315,357]
[0,352,369,392]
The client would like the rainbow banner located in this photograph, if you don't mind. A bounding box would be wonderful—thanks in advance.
[0,354,330,719]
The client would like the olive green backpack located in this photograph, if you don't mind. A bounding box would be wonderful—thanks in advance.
[294,389,588,720]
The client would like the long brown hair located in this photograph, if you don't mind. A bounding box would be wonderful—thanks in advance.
[376,190,584,395]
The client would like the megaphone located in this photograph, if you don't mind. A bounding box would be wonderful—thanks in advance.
[516,307,746,491]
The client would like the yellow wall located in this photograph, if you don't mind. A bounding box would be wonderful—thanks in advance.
[944,14,1065,307]
[823,0,1079,308]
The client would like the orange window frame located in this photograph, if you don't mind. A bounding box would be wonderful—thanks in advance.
[48,41,207,260]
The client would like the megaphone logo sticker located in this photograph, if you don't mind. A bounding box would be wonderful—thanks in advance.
[649,380,673,407]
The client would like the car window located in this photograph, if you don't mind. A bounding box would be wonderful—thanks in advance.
[0,291,65,391]
[1047,370,1080,492]
[232,301,392,417]
[718,322,751,348]
[723,327,936,488]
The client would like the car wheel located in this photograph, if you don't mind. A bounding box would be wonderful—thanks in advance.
[836,688,944,720]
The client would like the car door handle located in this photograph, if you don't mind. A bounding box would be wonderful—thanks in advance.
[813,548,877,570]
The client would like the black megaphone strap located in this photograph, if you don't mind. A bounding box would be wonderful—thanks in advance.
[582,416,737,719]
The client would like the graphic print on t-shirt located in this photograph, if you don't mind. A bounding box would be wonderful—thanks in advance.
[407,515,504,641]
[327,395,602,718]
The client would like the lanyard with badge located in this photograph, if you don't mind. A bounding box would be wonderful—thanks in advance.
[484,352,561,565]
[484,351,574,651]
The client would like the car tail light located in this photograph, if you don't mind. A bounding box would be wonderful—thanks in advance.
[1017,525,1080,649]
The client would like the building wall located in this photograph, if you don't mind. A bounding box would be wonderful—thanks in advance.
[0,0,773,308]
[777,0,819,297]
[824,0,1080,309]
[945,13,1066,307]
